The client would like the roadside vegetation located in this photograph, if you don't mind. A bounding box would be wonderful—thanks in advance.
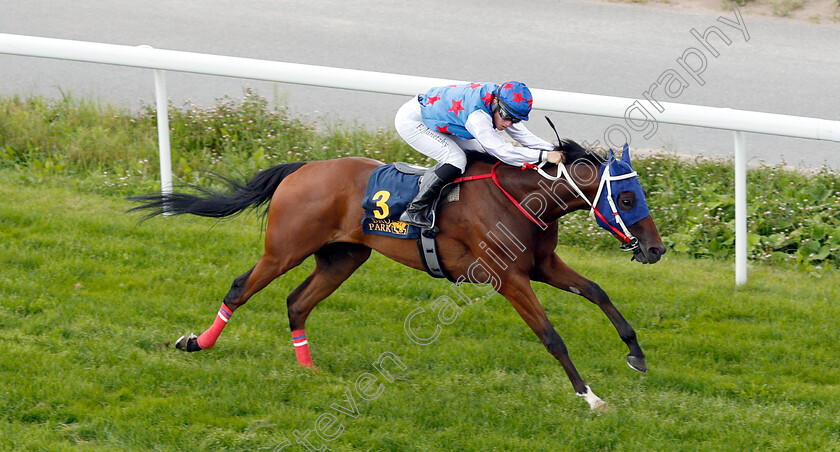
[2,90,838,274]
[615,0,840,23]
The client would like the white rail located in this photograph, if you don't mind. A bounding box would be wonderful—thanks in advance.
[2,33,838,285]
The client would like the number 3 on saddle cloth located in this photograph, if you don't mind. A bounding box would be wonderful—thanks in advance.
[361,163,424,239]
[362,163,455,280]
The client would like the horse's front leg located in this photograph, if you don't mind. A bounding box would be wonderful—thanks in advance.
[532,252,647,373]
[500,275,607,411]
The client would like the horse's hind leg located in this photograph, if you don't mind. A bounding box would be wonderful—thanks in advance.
[286,243,371,369]
[175,248,308,353]
[533,252,646,373]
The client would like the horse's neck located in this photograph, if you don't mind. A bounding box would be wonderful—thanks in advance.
[517,162,600,222]
[563,161,601,209]
[463,159,599,223]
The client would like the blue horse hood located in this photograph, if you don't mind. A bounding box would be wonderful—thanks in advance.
[594,146,651,232]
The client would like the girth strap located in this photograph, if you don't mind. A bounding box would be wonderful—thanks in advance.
[417,229,452,280]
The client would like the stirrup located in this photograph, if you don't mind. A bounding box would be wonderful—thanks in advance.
[400,208,433,229]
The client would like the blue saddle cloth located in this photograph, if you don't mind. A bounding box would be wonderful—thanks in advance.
[361,164,422,239]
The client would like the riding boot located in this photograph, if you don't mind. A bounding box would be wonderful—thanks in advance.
[399,163,461,229]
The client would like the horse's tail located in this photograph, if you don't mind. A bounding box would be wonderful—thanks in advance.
[127,162,308,221]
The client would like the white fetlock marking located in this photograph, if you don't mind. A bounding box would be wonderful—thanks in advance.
[576,385,607,410]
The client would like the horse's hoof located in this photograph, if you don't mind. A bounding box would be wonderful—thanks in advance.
[175,334,202,352]
[627,355,647,373]
[577,385,608,411]
[591,399,609,412]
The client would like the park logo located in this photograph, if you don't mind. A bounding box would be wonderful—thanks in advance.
[363,218,413,237]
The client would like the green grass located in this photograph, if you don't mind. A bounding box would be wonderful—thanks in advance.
[2,170,840,451]
[2,92,840,449]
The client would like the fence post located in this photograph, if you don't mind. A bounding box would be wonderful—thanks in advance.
[153,68,173,198]
[734,131,747,286]
[138,44,172,212]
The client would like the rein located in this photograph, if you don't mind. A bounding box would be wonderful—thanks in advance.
[454,162,550,228]
[454,159,640,251]
[528,160,639,249]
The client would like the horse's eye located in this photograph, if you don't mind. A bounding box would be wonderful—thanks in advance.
[618,193,636,211]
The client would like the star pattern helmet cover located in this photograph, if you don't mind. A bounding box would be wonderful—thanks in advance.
[494,81,533,121]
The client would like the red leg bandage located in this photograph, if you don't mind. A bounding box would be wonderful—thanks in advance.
[291,329,315,368]
[196,303,232,350]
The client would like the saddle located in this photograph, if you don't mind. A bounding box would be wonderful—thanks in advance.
[392,162,428,176]
[361,163,459,280]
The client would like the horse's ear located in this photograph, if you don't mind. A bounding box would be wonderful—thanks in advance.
[608,148,616,161]
[620,143,632,166]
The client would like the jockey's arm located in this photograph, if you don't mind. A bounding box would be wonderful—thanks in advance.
[464,111,543,167]
[506,122,564,164]
[504,122,554,151]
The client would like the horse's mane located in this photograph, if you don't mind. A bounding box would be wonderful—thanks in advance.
[556,138,607,166]
[463,138,606,168]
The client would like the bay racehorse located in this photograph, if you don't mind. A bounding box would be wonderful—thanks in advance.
[129,138,665,410]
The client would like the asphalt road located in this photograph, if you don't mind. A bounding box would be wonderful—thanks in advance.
[1,0,838,168]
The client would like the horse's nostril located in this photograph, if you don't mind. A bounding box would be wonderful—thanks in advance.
[650,246,666,256]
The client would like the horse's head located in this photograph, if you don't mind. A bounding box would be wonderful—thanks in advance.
[593,145,666,264]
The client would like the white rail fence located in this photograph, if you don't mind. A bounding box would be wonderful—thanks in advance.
[2,33,838,285]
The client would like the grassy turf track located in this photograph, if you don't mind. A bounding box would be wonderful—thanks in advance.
[1,171,839,451]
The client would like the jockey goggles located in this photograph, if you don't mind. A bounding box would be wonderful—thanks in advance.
[497,103,522,123]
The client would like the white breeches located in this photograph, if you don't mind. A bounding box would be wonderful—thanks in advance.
[394,98,482,172]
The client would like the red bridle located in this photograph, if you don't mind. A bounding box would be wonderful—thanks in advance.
[453,162,636,247]
[453,162,550,228]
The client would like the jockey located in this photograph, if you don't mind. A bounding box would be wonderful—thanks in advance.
[395,81,564,229]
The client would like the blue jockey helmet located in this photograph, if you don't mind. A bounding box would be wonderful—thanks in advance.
[494,81,533,121]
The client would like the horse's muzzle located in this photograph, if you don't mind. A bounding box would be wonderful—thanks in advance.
[631,245,666,264]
